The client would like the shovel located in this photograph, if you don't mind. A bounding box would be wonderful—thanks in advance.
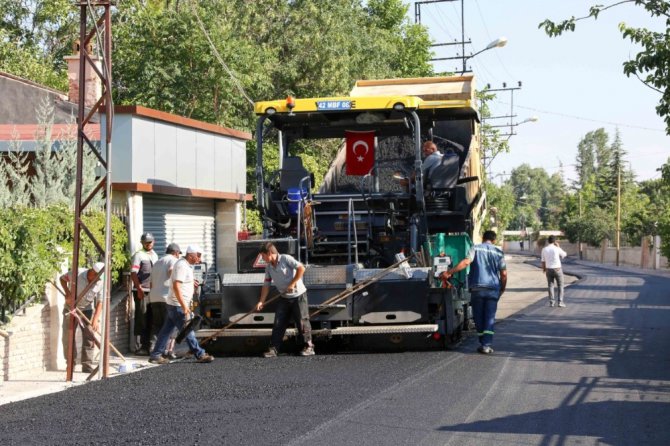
[175,314,203,344]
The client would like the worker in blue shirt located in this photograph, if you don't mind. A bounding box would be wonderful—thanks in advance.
[442,230,507,354]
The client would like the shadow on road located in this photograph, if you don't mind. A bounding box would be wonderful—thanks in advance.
[444,262,670,444]
[437,398,668,446]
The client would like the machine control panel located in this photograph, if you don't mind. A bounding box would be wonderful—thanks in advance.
[432,256,452,278]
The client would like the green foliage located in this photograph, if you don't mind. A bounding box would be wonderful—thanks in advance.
[563,206,615,246]
[0,205,128,322]
[0,98,127,319]
[0,99,102,208]
[0,136,32,207]
[0,28,67,91]
[651,158,670,257]
[111,0,434,131]
[79,211,129,282]
[0,207,69,319]
[540,1,670,134]
[0,0,79,90]
[506,164,566,230]
[484,183,515,233]
[563,128,649,247]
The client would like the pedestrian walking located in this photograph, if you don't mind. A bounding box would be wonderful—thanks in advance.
[148,242,181,359]
[541,235,568,308]
[59,262,104,373]
[442,230,507,354]
[130,232,158,355]
[255,242,314,357]
[149,245,213,364]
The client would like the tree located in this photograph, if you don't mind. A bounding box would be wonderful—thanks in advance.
[479,90,511,173]
[486,164,568,237]
[0,132,32,208]
[564,206,616,246]
[484,182,515,233]
[540,1,670,134]
[651,157,670,257]
[0,0,80,91]
[112,0,433,131]
[0,28,67,91]
[575,133,596,188]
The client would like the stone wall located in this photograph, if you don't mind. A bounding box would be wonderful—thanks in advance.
[503,239,668,270]
[0,302,51,380]
[1,282,131,381]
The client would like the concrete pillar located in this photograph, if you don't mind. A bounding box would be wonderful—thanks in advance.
[127,192,143,255]
[654,235,662,270]
[216,201,241,273]
[126,191,142,352]
[46,278,66,371]
[641,236,649,269]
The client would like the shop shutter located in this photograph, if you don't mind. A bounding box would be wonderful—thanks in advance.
[143,195,216,269]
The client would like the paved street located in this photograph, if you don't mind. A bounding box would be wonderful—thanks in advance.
[1,255,669,445]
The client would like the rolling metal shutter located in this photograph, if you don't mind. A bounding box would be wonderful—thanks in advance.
[143,195,216,269]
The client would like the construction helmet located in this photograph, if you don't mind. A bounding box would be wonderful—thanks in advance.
[141,232,155,243]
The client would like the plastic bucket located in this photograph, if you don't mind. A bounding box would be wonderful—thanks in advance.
[287,187,307,215]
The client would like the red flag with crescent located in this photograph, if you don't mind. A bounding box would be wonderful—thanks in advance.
[345,130,375,176]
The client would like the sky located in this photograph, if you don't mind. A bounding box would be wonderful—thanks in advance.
[410,0,670,185]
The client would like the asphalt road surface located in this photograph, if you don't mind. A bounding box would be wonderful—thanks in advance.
[2,259,669,445]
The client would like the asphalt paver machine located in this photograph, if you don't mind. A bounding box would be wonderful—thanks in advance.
[197,75,488,353]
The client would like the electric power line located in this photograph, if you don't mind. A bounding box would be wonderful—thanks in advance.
[190,1,255,108]
[498,101,667,132]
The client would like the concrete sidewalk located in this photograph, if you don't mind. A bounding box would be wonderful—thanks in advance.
[0,353,158,405]
[0,253,572,406]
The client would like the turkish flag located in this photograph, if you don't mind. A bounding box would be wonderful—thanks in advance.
[345,130,375,176]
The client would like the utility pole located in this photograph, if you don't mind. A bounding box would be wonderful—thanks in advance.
[67,0,114,381]
[415,0,470,72]
[578,191,583,260]
[616,163,621,266]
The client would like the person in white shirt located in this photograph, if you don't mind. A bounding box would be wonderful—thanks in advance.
[541,235,568,307]
[148,242,181,359]
[149,245,213,364]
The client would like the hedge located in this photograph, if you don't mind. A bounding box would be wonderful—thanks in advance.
[0,205,128,322]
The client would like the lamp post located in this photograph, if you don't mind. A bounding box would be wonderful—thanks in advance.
[462,37,508,72]
[482,116,538,177]
[616,163,622,266]
[431,37,507,72]
[578,191,583,260]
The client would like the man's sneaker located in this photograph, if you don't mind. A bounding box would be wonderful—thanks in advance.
[549,302,555,307]
[477,345,494,354]
[558,302,567,308]
[263,347,278,358]
[149,356,169,365]
[163,352,178,360]
[135,348,150,356]
[299,346,315,356]
[196,353,214,363]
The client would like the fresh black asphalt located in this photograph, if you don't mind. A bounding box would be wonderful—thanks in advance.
[1,258,669,445]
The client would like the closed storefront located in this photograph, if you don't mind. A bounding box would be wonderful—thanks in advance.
[143,194,216,269]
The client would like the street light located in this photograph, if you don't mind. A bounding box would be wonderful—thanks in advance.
[462,37,507,73]
[482,37,508,52]
[432,37,508,72]
[485,116,538,139]
[517,116,539,125]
